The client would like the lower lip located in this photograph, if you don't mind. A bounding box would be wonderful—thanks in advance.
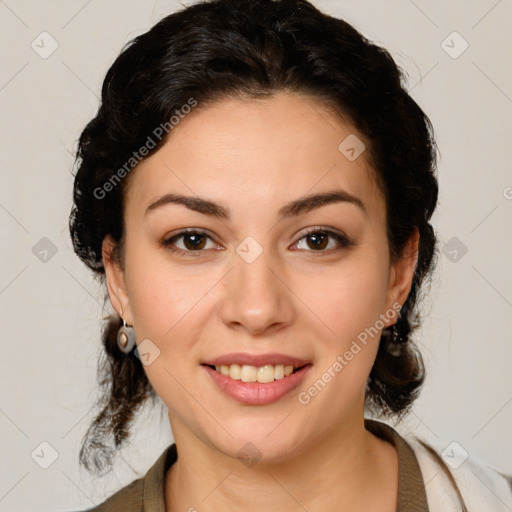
[202,364,312,405]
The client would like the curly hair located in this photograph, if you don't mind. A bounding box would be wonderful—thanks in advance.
[70,0,445,487]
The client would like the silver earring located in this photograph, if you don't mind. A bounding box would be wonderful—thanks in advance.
[117,319,136,353]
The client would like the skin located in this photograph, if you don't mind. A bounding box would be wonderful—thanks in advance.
[103,91,419,511]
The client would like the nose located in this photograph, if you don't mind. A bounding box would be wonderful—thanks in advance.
[218,244,295,336]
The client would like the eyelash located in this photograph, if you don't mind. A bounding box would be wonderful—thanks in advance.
[161,227,352,257]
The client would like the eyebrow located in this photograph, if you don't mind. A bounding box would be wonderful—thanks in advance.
[144,189,366,220]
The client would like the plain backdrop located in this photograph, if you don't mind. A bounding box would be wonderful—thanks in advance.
[0,0,511,510]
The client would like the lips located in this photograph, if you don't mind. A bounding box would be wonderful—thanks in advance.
[201,352,313,405]
[203,363,312,405]
[202,352,311,368]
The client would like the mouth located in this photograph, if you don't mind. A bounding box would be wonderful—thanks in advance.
[203,363,307,382]
[201,352,312,382]
[201,362,313,405]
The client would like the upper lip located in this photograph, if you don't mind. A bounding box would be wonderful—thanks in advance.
[202,352,311,368]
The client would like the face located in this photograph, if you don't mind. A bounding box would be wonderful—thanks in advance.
[103,91,418,463]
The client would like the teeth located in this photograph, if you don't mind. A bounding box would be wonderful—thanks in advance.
[213,364,296,382]
[229,364,241,380]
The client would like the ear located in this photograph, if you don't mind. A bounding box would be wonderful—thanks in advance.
[102,235,133,324]
[385,228,419,325]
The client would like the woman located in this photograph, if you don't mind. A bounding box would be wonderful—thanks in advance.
[68,0,512,510]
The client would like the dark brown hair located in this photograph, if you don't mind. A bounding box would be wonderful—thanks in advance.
[68,1,466,507]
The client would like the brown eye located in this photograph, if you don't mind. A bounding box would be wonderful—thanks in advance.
[162,229,219,256]
[181,233,207,250]
[293,229,351,253]
[305,232,329,250]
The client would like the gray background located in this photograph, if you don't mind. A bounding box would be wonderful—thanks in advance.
[0,0,511,510]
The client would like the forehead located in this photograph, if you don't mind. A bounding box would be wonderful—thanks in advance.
[124,91,384,221]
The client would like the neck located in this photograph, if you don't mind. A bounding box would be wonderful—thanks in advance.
[164,414,398,512]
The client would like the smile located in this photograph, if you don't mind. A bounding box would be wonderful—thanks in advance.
[208,363,301,383]
[202,363,312,405]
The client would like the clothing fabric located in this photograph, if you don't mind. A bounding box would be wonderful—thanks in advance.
[74,419,512,511]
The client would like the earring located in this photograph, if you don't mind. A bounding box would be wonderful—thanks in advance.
[117,318,136,353]
[385,322,407,357]
[392,322,407,344]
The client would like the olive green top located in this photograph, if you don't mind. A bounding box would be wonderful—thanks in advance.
[81,419,429,511]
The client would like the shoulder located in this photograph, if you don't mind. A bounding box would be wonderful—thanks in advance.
[404,435,512,511]
[71,476,144,512]
[65,443,175,512]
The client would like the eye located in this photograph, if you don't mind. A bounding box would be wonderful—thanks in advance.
[162,227,352,258]
[162,229,221,257]
[292,228,352,253]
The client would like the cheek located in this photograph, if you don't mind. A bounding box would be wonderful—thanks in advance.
[128,267,212,343]
[123,235,207,332]
[294,249,391,399]
[299,253,390,338]
[125,262,214,410]
[293,261,390,417]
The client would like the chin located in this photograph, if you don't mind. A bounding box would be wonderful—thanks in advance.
[211,425,304,467]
